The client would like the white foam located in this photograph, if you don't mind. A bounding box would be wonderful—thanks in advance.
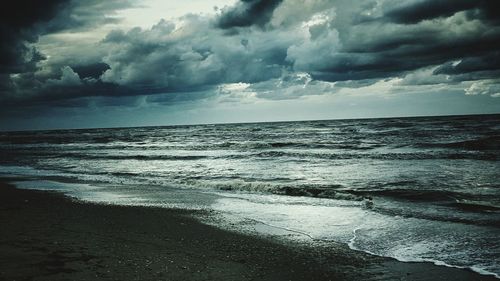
[207,191,500,278]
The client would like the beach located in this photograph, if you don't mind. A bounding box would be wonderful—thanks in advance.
[0,180,496,281]
[1,0,499,277]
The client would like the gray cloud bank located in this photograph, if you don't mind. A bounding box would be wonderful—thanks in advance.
[1,0,500,115]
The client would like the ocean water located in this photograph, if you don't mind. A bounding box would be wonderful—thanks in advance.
[1,114,499,277]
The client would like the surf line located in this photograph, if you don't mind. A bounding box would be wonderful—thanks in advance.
[223,213,347,242]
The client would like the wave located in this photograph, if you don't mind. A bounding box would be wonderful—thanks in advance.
[174,180,363,201]
[2,149,498,165]
[5,134,499,154]
[245,151,498,161]
[348,235,500,280]
[420,135,500,151]
[62,153,209,161]
[272,185,362,200]
[0,140,382,151]
[0,134,125,145]
[350,188,500,226]
[451,200,500,213]
[352,188,461,202]
[213,141,381,150]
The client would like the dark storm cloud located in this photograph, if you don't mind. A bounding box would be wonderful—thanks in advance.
[0,0,135,109]
[2,0,500,115]
[72,63,111,79]
[99,17,287,93]
[434,52,500,77]
[216,0,284,29]
[384,0,475,24]
[306,27,500,83]
[1,12,289,110]
[42,0,136,32]
[385,0,500,25]
[0,0,134,74]
[0,0,134,73]
[289,0,500,84]
[0,0,66,74]
[1,77,129,109]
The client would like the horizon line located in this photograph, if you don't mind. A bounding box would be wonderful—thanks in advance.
[2,112,499,133]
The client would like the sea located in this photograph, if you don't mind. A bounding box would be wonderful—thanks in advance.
[1,114,499,278]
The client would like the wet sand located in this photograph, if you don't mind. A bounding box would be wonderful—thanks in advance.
[0,180,496,281]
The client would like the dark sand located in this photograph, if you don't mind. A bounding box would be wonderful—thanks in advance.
[0,180,496,281]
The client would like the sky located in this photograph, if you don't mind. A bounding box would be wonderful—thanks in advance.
[1,0,499,131]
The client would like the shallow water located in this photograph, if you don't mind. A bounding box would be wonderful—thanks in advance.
[1,114,499,277]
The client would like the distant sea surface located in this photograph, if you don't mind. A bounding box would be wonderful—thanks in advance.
[1,114,499,277]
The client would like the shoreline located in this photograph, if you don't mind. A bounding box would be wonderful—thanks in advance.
[0,179,497,280]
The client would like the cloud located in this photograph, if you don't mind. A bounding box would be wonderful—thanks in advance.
[433,52,500,82]
[465,80,500,98]
[100,15,290,93]
[0,0,135,106]
[384,0,500,25]
[286,8,339,71]
[1,0,500,119]
[45,66,82,86]
[384,0,475,24]
[42,0,136,32]
[72,62,110,79]
[0,0,67,74]
[288,2,500,85]
[397,67,451,86]
[216,0,284,29]
[270,0,336,28]
[215,72,337,101]
[0,0,134,74]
